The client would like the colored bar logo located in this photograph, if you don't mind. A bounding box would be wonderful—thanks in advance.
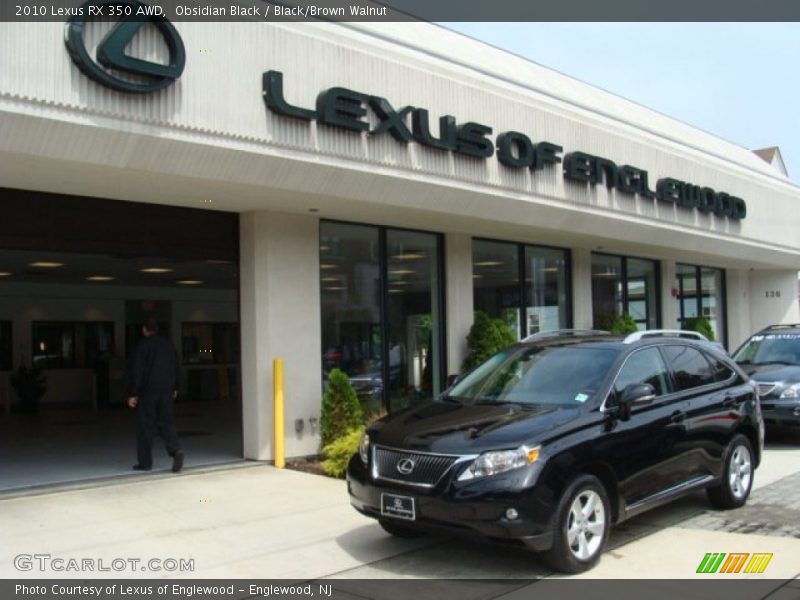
[696,552,773,574]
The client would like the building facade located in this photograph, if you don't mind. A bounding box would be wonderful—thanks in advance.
[1,18,798,462]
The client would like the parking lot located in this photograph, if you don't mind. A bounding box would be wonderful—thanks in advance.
[1,431,798,584]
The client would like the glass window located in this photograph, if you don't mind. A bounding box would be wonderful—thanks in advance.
[0,321,11,371]
[320,223,382,414]
[662,345,715,390]
[320,222,444,415]
[473,240,570,339]
[707,354,735,382]
[32,322,114,369]
[182,323,239,364]
[592,253,659,331]
[614,347,671,397]
[472,240,521,338]
[733,333,800,366]
[448,346,617,406]
[524,246,569,335]
[675,264,726,346]
[386,229,443,412]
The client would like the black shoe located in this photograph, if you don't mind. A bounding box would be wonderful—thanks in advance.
[132,464,152,471]
[172,451,184,473]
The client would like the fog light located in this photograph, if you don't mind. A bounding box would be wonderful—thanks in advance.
[505,508,519,520]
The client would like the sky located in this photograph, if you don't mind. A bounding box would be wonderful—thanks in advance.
[442,23,800,183]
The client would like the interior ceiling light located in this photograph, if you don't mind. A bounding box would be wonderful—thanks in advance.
[29,261,64,268]
[474,260,504,267]
[177,280,203,285]
[0,271,11,277]
[324,286,345,291]
[391,252,424,260]
[541,267,559,272]
[388,269,415,275]
[320,264,337,270]
[390,280,410,285]
[388,289,403,294]
[319,245,331,252]
[86,276,114,282]
[321,276,340,282]
[140,267,173,273]
[205,259,231,265]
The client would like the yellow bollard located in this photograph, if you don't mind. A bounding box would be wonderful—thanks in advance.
[273,358,285,468]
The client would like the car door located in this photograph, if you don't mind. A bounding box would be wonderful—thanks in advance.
[599,346,691,509]
[662,344,750,481]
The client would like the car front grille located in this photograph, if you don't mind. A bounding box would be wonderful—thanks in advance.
[757,383,779,397]
[373,446,461,488]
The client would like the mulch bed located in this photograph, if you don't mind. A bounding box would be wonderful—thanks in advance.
[285,455,327,477]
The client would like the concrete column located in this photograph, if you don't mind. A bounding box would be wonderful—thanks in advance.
[240,211,321,461]
[571,248,593,329]
[445,232,473,376]
[660,259,678,330]
[724,269,751,350]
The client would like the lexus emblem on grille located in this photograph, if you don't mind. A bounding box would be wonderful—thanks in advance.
[396,458,415,475]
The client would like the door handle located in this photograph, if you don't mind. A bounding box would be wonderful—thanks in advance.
[670,410,686,423]
[722,394,745,408]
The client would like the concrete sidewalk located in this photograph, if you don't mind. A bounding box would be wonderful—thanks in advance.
[2,442,799,581]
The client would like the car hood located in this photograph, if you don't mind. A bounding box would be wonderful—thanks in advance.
[371,400,580,455]
[741,363,800,383]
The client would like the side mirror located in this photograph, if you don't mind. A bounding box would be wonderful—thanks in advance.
[621,383,656,407]
[611,383,655,421]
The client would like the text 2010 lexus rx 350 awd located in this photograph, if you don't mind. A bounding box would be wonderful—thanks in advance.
[347,331,763,573]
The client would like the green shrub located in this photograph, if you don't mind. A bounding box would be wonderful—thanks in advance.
[321,427,363,478]
[320,368,363,450]
[682,316,715,341]
[610,313,638,335]
[462,311,516,372]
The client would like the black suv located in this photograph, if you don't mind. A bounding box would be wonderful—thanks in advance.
[733,323,800,429]
[347,330,763,573]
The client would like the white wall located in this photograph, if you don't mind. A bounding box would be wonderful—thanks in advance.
[748,270,800,335]
[445,232,473,375]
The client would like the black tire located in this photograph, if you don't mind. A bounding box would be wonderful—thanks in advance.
[379,519,423,538]
[707,434,754,510]
[539,474,611,574]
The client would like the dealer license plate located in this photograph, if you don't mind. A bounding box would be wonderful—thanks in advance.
[381,493,416,520]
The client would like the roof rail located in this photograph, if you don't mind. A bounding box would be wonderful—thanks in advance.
[762,323,800,331]
[623,329,708,344]
[522,329,610,342]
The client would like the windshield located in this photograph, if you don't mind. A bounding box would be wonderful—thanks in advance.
[446,346,618,406]
[734,333,800,366]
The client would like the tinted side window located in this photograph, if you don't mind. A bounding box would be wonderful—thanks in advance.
[614,347,671,397]
[662,345,715,390]
[707,353,735,382]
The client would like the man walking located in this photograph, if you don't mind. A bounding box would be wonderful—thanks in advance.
[126,318,184,473]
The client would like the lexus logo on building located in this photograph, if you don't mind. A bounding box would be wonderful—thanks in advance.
[65,0,185,94]
[396,458,415,475]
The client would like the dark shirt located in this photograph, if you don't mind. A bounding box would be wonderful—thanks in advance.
[126,335,179,396]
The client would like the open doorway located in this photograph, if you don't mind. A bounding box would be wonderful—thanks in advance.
[0,189,242,491]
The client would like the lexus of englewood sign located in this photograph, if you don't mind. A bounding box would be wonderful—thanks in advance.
[60,0,747,220]
[264,71,747,220]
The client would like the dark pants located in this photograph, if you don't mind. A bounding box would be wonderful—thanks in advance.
[136,390,181,468]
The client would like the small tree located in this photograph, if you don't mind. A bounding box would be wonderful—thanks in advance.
[320,368,362,450]
[462,311,516,373]
[683,316,715,341]
[610,313,638,335]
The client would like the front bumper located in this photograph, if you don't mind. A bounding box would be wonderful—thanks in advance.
[346,455,554,551]
[760,400,800,427]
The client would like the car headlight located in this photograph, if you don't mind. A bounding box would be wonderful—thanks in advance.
[359,432,370,464]
[458,445,540,481]
[780,382,800,399]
